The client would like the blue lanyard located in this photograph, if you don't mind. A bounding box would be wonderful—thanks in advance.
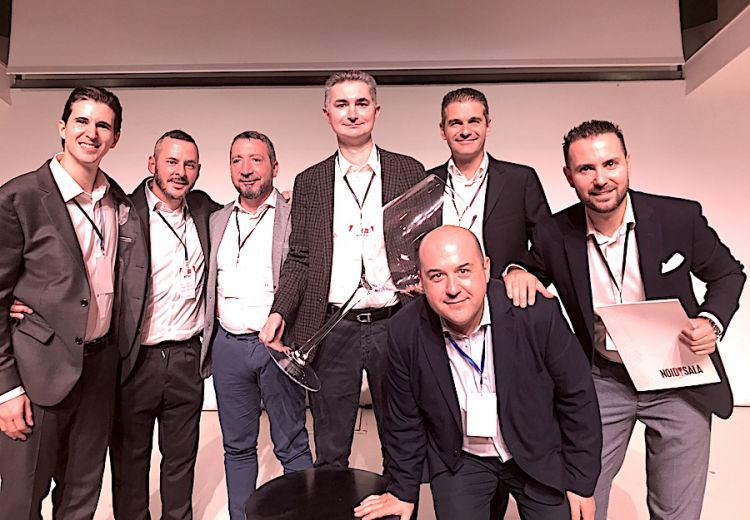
[447,328,487,379]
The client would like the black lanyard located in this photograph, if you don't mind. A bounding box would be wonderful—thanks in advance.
[591,224,632,303]
[447,167,487,227]
[235,206,270,264]
[155,207,189,262]
[72,199,105,251]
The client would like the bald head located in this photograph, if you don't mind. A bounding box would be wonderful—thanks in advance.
[418,226,490,335]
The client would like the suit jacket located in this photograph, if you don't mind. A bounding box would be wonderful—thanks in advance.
[526,190,746,419]
[117,177,220,382]
[200,188,292,377]
[384,279,602,503]
[0,160,147,406]
[270,148,425,347]
[428,155,550,278]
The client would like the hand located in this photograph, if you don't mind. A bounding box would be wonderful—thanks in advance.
[679,317,717,356]
[399,283,424,297]
[281,190,292,202]
[567,490,595,520]
[503,268,553,308]
[0,394,34,441]
[259,313,289,353]
[354,493,414,520]
[10,299,33,320]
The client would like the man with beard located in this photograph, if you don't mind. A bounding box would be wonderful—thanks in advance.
[0,86,147,519]
[202,131,312,519]
[108,129,220,519]
[504,120,745,519]
[260,70,425,469]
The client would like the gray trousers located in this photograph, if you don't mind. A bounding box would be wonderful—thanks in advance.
[592,355,711,520]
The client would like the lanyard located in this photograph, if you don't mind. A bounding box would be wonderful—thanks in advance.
[591,224,632,303]
[447,327,487,386]
[72,198,105,251]
[447,167,487,228]
[155,207,189,262]
[235,206,270,264]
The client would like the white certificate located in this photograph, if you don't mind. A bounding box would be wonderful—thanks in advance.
[596,299,720,391]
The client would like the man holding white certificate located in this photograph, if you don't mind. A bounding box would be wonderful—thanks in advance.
[504,120,745,520]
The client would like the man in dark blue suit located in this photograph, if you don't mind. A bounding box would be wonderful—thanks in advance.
[355,226,601,520]
[505,120,745,520]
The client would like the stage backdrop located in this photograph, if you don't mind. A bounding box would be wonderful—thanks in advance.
[0,79,748,406]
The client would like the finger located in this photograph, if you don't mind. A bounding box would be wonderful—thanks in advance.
[9,312,26,320]
[539,283,554,299]
[526,280,537,306]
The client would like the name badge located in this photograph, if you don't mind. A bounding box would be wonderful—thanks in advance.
[179,265,197,300]
[92,255,114,296]
[466,392,498,437]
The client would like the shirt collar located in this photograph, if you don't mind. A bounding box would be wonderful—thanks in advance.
[145,179,187,214]
[50,153,110,203]
[336,143,381,178]
[233,188,277,216]
[447,151,489,186]
[440,295,492,339]
[586,192,636,245]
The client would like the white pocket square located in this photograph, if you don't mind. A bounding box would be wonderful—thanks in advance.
[661,252,685,274]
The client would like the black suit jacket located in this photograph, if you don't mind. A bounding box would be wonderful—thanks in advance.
[383,279,601,503]
[0,161,147,406]
[271,148,425,347]
[526,190,746,419]
[117,177,220,382]
[428,155,550,278]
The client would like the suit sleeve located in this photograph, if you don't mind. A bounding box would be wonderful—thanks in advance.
[519,220,555,288]
[270,172,309,321]
[0,190,25,395]
[383,323,426,504]
[540,298,602,496]
[688,202,745,330]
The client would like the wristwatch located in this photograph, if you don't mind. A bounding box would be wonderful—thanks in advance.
[701,316,722,338]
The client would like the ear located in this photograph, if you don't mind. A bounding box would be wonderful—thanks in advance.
[57,119,66,139]
[563,166,574,188]
[110,132,121,150]
[483,256,491,283]
[272,161,279,179]
[195,163,201,184]
[147,155,157,175]
[485,117,492,136]
[322,106,331,124]
[439,121,447,141]
[373,103,381,120]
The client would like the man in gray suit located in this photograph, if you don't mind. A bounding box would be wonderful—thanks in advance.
[0,86,147,519]
[202,131,312,520]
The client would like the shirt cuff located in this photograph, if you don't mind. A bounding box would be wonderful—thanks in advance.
[0,386,26,404]
[698,312,724,337]
[501,263,527,278]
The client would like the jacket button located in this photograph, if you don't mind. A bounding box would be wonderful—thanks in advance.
[75,337,83,345]
[80,299,89,307]
[452,449,460,456]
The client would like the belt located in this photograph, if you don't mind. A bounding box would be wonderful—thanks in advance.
[327,303,401,324]
[84,335,109,356]
[142,334,201,349]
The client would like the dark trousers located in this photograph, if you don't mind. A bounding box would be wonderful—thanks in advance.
[309,315,389,468]
[430,454,570,520]
[0,342,119,520]
[212,327,312,520]
[110,336,204,520]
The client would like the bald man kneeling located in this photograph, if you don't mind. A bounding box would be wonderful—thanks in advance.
[354,225,602,520]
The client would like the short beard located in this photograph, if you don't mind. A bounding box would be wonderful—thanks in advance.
[152,174,188,204]
[236,179,272,201]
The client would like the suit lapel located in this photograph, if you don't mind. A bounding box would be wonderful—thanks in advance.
[630,193,662,296]
[272,188,290,287]
[318,154,336,270]
[419,303,463,433]
[563,208,595,339]
[188,197,211,261]
[130,180,152,252]
[483,156,509,223]
[38,166,87,275]
[487,284,515,415]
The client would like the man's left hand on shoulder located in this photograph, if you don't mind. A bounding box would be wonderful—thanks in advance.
[566,490,595,520]
[679,317,718,356]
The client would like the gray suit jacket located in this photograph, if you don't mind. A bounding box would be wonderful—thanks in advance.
[200,188,291,377]
[0,160,147,406]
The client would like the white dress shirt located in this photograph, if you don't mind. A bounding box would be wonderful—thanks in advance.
[442,299,512,460]
[216,192,276,334]
[139,182,205,345]
[328,144,398,309]
[441,151,489,253]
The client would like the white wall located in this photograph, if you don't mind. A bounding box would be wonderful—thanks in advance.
[1,79,748,405]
